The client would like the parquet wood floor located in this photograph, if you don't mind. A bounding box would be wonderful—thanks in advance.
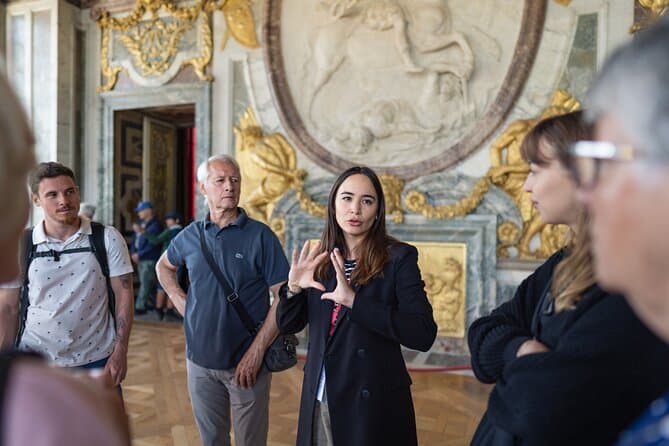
[125,321,491,446]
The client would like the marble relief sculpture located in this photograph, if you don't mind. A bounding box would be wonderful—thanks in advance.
[266,0,545,177]
[301,0,476,163]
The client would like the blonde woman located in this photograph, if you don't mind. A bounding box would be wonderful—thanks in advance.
[468,111,669,445]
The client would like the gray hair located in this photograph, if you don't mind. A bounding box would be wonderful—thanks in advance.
[196,154,241,184]
[0,69,36,241]
[80,202,97,219]
[585,15,669,162]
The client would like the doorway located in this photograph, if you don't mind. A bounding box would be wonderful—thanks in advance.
[99,81,212,230]
[113,104,196,238]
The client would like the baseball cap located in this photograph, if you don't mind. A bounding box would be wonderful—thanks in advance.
[164,211,182,221]
[134,201,153,212]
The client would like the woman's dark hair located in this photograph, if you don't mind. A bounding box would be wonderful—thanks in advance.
[521,110,594,312]
[315,166,396,286]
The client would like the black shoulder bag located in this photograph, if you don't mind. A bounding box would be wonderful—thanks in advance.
[198,223,298,372]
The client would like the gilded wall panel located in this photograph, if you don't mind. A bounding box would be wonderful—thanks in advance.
[413,242,467,338]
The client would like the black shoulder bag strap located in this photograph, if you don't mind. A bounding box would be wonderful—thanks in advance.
[89,222,116,325]
[198,222,258,336]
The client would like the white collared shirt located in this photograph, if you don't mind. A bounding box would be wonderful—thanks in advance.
[1,217,133,366]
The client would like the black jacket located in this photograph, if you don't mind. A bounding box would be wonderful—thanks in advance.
[277,242,437,446]
[469,251,669,445]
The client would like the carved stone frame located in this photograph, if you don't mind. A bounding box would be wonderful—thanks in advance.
[263,0,547,180]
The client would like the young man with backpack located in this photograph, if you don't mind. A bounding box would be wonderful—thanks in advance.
[0,162,134,386]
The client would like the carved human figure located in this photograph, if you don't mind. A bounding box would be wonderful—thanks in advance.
[334,98,442,153]
[307,0,475,129]
[424,257,463,334]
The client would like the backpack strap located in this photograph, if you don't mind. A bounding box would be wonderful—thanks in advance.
[16,229,35,347]
[89,222,116,326]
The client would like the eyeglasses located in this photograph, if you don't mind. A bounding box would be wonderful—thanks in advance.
[568,141,635,188]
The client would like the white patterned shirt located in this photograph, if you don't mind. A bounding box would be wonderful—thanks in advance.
[0,217,133,366]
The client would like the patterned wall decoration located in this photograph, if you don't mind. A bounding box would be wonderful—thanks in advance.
[97,0,215,91]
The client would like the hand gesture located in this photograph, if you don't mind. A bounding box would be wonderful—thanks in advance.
[288,240,329,293]
[321,248,355,308]
[516,338,550,357]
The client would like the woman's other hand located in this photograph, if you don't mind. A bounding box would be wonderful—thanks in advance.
[288,240,329,293]
[321,248,356,308]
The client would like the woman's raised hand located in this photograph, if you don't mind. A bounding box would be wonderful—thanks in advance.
[288,240,329,293]
[321,248,355,308]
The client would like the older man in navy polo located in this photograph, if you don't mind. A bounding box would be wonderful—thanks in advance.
[155,155,288,446]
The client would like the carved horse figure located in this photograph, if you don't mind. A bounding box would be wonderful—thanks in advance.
[306,0,474,124]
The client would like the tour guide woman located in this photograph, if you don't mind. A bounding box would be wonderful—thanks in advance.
[276,166,437,446]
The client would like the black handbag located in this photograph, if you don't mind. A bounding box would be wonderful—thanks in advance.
[198,223,298,372]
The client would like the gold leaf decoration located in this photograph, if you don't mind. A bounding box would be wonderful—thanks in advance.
[631,0,668,33]
[97,0,215,92]
[235,107,323,224]
[404,177,490,219]
[220,0,260,50]
[379,174,405,224]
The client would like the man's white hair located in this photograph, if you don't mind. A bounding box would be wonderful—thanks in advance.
[196,154,240,184]
[0,67,36,241]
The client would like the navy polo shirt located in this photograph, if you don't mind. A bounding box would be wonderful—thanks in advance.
[167,208,289,370]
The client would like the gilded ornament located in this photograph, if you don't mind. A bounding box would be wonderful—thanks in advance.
[97,0,214,92]
[496,221,520,257]
[378,174,405,224]
[220,0,260,50]
[632,0,668,32]
[234,107,325,224]
[639,0,668,16]
[487,90,579,259]
[415,243,467,338]
[404,177,489,219]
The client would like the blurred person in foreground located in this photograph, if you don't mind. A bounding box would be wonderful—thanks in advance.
[571,15,669,446]
[0,69,130,445]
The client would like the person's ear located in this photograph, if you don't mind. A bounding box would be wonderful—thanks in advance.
[32,193,41,207]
